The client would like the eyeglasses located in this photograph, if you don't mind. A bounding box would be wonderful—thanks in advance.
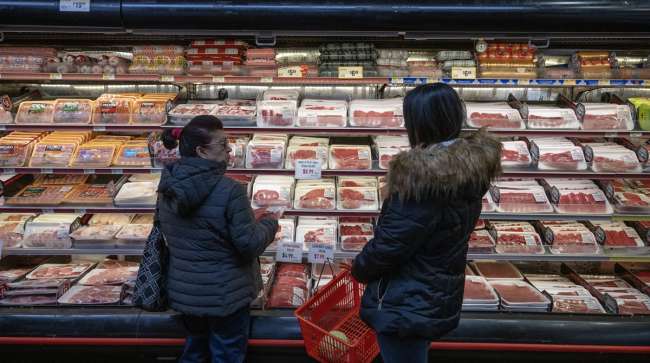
[203,139,229,149]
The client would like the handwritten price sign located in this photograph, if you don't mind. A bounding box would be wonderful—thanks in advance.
[338,66,364,79]
[275,243,304,264]
[308,244,334,264]
[295,159,322,180]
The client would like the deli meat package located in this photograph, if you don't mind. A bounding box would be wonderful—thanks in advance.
[584,142,641,173]
[295,217,337,250]
[52,99,94,124]
[293,179,336,210]
[339,217,374,251]
[168,103,218,125]
[251,175,295,209]
[246,134,287,169]
[285,136,329,170]
[21,213,81,249]
[526,106,580,129]
[530,137,587,171]
[15,101,55,124]
[579,103,634,130]
[297,99,348,127]
[491,180,553,213]
[471,261,523,280]
[266,263,308,308]
[348,98,404,128]
[91,94,136,124]
[463,276,499,311]
[0,132,44,167]
[58,285,123,305]
[329,144,372,170]
[489,280,551,312]
[465,102,524,129]
[539,221,601,255]
[26,262,94,280]
[545,179,613,215]
[591,221,645,249]
[500,141,532,168]
[374,135,409,170]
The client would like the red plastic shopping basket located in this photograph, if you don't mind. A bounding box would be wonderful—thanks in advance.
[294,269,379,363]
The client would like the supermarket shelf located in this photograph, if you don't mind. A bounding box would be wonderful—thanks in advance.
[163,125,409,136]
[0,206,155,213]
[0,167,161,175]
[480,212,614,221]
[482,129,650,138]
[0,124,163,132]
[2,248,143,256]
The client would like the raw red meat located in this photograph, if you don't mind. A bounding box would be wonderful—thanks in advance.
[473,261,522,279]
[469,112,521,128]
[539,151,582,170]
[249,146,283,168]
[604,229,642,247]
[528,114,567,127]
[500,192,537,204]
[593,156,639,172]
[582,114,623,130]
[260,109,293,126]
[253,189,280,206]
[553,297,603,313]
[339,188,374,209]
[331,148,371,169]
[557,192,607,213]
[0,295,57,305]
[617,300,650,315]
[501,148,530,162]
[490,281,549,304]
[464,277,497,301]
[59,285,122,304]
[618,192,650,207]
[379,154,393,169]
[28,263,93,280]
[340,225,373,236]
[80,267,137,285]
[298,189,334,209]
[352,110,402,127]
[341,236,370,251]
[303,228,330,244]
[289,149,317,160]
[266,264,308,308]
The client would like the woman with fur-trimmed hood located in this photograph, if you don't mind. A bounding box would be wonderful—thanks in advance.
[351,83,502,363]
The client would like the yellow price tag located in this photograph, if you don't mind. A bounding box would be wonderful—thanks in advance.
[338,66,364,79]
[451,67,477,79]
[564,79,577,86]
[598,79,611,86]
[278,66,303,78]
[212,76,225,83]
[392,78,404,85]
[160,75,175,82]
[49,73,63,80]
[102,74,116,80]
[260,77,274,83]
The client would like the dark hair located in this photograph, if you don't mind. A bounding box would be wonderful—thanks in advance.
[162,115,224,157]
[403,83,465,147]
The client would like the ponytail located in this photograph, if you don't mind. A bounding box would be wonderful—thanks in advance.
[161,115,224,157]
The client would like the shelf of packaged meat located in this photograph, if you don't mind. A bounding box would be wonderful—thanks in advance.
[2,248,144,256]
[0,124,164,132]
[0,167,162,175]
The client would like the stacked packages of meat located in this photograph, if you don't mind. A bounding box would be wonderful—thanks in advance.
[77,262,137,287]
[297,99,348,128]
[539,221,601,255]
[336,177,379,210]
[465,102,524,129]
[293,179,336,211]
[488,280,551,312]
[0,47,57,73]
[275,48,320,78]
[339,217,374,251]
[526,106,580,129]
[26,262,94,280]
[489,221,545,255]
[58,285,123,305]
[318,43,378,77]
[500,140,532,169]
[477,43,537,79]
[0,214,37,248]
[0,277,67,306]
[437,50,474,77]
[285,136,329,169]
[0,266,33,285]
[374,135,409,169]
[582,274,650,315]
[462,275,500,311]
[168,103,218,125]
[257,89,299,127]
[491,180,554,213]
[266,263,308,308]
[21,214,81,249]
[114,178,159,207]
[609,179,650,213]
[575,51,612,79]
[526,274,605,313]
[70,214,134,248]
[583,142,641,172]
[329,144,372,170]
[579,103,634,130]
[129,45,186,75]
[546,179,613,214]
[295,217,337,251]
[185,40,247,76]
[530,137,587,171]
[376,49,409,77]
[214,99,257,125]
[591,221,645,249]
[44,50,131,75]
[246,134,287,169]
[245,48,277,77]
[251,175,295,209]
[0,132,44,166]
[348,98,404,128]
[406,51,441,78]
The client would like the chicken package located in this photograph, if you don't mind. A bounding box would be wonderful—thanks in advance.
[549,187,613,215]
[115,223,153,244]
[296,222,337,250]
[113,181,158,206]
[337,187,378,210]
[285,144,329,170]
[251,176,295,208]
[585,143,642,173]
[15,101,55,124]
[348,98,404,128]
[52,99,94,124]
[26,262,95,280]
[329,145,372,170]
[580,103,634,130]
[494,231,545,255]
[374,135,409,170]
[58,285,123,305]
[113,141,152,167]
[262,89,300,101]
[245,136,286,169]
[0,214,35,248]
[526,106,580,129]
[213,99,257,124]
[468,230,495,254]
[530,137,588,171]
[266,263,308,308]
[339,221,374,251]
[256,99,297,127]
[267,218,296,250]
[465,102,524,129]
[92,94,136,124]
[491,184,554,213]
[168,103,218,125]
[21,214,80,249]
[471,260,524,280]
[78,266,138,286]
[293,179,336,210]
[297,99,348,127]
[500,141,532,168]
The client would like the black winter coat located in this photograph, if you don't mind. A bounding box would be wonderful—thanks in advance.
[157,157,278,317]
[352,131,501,339]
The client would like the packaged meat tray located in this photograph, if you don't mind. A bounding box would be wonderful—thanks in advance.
[0,136,40,167]
[531,138,588,171]
[329,145,372,170]
[492,185,554,214]
[545,227,601,255]
[482,192,496,212]
[15,101,55,124]
[52,99,94,124]
[262,89,300,101]
[297,99,348,127]
[580,103,634,130]
[500,141,532,168]
[285,144,329,170]
[550,188,613,215]
[211,99,256,124]
[92,94,136,124]
[168,103,218,125]
[78,266,138,286]
[69,224,122,245]
[113,181,158,206]
[490,221,537,233]
[227,136,249,168]
[489,280,551,311]
[465,103,524,129]
[600,224,645,249]
[614,298,650,315]
[266,274,308,309]
[0,267,33,284]
[337,187,378,210]
[6,184,76,206]
[0,215,34,248]
[71,143,119,168]
[293,180,336,210]
[0,295,58,306]
[472,261,523,280]
[58,285,123,305]
[339,222,373,252]
[29,141,80,167]
[251,176,295,208]
[63,184,114,205]
[256,100,297,127]
[494,232,545,255]
[296,222,337,250]
[113,141,152,167]
[586,144,642,173]
[348,98,404,128]
[246,137,286,169]
[338,176,378,188]
[26,262,94,280]
[526,106,580,129]
[115,224,153,244]
[267,218,296,250]
[21,215,80,249]
[463,276,499,311]
[131,98,169,125]
[552,296,606,314]
[468,230,496,254]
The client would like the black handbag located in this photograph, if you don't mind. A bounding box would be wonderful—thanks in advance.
[133,219,168,311]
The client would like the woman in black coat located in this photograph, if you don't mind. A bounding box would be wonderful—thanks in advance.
[157,115,279,363]
[351,83,502,363]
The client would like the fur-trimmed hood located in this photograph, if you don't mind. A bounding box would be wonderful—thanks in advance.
[387,130,502,202]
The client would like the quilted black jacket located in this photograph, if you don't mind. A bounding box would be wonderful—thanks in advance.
[157,157,278,317]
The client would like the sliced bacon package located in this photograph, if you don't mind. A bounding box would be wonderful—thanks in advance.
[500,141,532,168]
[491,180,554,214]
[348,98,404,128]
[584,142,642,173]
[297,99,348,127]
[526,106,580,129]
[530,137,588,171]
[579,103,634,130]
[465,102,524,129]
[540,221,602,255]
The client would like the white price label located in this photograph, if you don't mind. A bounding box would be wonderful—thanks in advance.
[260,77,274,83]
[212,76,225,83]
[533,191,547,203]
[102,74,115,80]
[338,66,364,79]
[49,73,63,80]
[294,159,322,180]
[41,169,54,174]
[93,126,106,132]
[451,67,477,79]
[59,0,90,12]
[308,243,334,264]
[524,234,537,246]
[275,242,303,264]
[592,191,606,202]
[278,66,304,78]
[3,168,15,175]
[83,169,95,175]
[570,148,584,161]
[111,169,124,175]
[160,75,175,82]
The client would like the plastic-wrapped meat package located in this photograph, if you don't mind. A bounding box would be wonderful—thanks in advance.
[552,296,605,313]
[494,231,545,255]
[492,185,553,214]
[329,145,372,170]
[490,221,537,233]
[267,218,296,251]
[63,184,113,205]
[583,275,632,289]
[26,262,94,280]
[526,106,580,129]
[0,136,39,167]
[600,225,645,248]
[15,101,55,124]
[463,276,499,310]
[29,141,78,167]
[256,100,297,127]
[21,214,80,249]
[71,143,119,167]
[213,100,257,124]
[531,138,587,171]
[489,280,551,311]
[114,181,158,206]
[616,299,650,315]
[78,266,138,286]
[51,99,94,124]
[285,144,329,170]
[0,294,59,306]
[115,224,153,244]
[297,99,348,127]
[0,267,33,284]
[613,189,650,213]
[69,224,122,244]
[226,136,249,168]
[580,103,634,130]
[337,187,378,210]
[338,177,378,188]
[92,94,135,124]
[58,285,123,305]
[132,98,169,125]
[296,222,337,250]
[586,143,642,173]
[468,230,495,254]
[7,185,76,206]
[546,225,601,255]
[482,192,496,212]
[168,103,218,125]
[374,135,409,170]
[349,98,404,128]
[246,136,286,169]
[465,103,524,129]
[551,188,613,215]
[500,141,532,168]
[472,261,523,280]
[266,266,308,309]
[0,214,34,248]
[293,179,336,210]
[113,141,152,167]
[339,221,373,251]
[262,89,300,101]
[251,176,295,208]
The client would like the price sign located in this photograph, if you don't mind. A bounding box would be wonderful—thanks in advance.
[308,243,334,264]
[160,75,175,82]
[275,242,303,264]
[451,67,477,80]
[260,77,274,83]
[83,169,95,175]
[59,0,90,12]
[212,76,225,83]
[41,169,54,174]
[3,168,15,175]
[338,66,364,79]
[102,74,115,80]
[111,169,124,175]
[278,66,304,78]
[294,159,322,180]
[49,73,63,80]
[93,126,106,132]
